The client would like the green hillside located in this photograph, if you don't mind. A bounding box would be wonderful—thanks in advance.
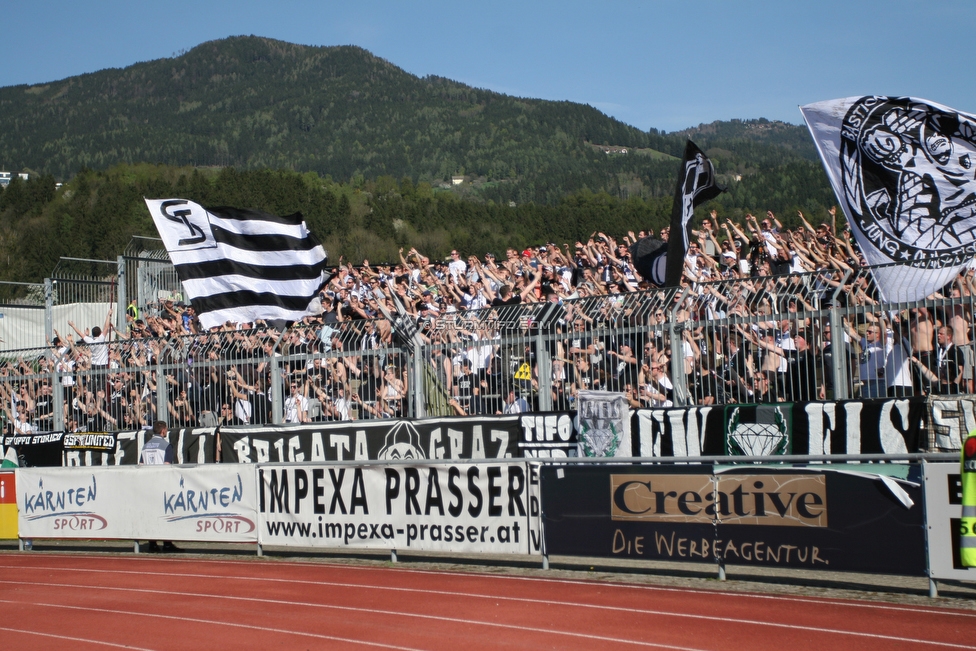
[0,36,843,286]
[0,36,830,207]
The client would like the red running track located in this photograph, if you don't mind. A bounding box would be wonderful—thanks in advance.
[0,553,972,650]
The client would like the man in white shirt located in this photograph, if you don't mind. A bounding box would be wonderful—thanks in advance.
[69,306,114,389]
[332,385,352,421]
[447,250,467,281]
[284,381,308,423]
[140,420,173,465]
[648,362,674,408]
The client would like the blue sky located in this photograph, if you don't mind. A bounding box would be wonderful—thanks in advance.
[2,0,974,132]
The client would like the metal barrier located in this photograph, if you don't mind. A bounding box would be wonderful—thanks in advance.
[9,453,970,597]
[1,263,975,434]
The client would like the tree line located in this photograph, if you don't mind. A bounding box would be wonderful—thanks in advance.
[0,162,839,291]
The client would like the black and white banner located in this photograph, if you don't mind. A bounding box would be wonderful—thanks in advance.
[577,391,628,457]
[801,97,976,302]
[665,140,724,287]
[63,428,217,466]
[220,413,578,463]
[257,461,542,555]
[2,432,64,467]
[145,199,330,329]
[928,398,976,451]
[633,399,928,457]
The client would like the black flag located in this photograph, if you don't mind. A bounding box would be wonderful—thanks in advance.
[664,141,724,288]
[628,236,668,286]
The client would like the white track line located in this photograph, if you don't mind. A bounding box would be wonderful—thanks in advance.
[1,579,970,650]
[0,599,431,651]
[0,625,155,650]
[2,562,971,631]
[0,596,704,651]
[5,553,968,619]
[3,560,974,624]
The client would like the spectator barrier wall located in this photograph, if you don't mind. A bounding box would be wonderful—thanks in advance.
[9,457,974,586]
[15,460,541,556]
[5,398,974,469]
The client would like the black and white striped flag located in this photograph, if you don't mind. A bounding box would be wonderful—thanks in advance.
[145,199,330,329]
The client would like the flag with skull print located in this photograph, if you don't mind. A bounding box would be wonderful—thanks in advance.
[801,96,976,302]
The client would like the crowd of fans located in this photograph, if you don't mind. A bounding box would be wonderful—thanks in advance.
[3,209,975,435]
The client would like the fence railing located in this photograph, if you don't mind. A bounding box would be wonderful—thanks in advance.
[1,264,974,434]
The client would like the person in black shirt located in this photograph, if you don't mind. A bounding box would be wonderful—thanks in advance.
[32,383,55,431]
[107,375,129,427]
[818,321,856,400]
[721,334,752,403]
[748,329,820,402]
[453,359,476,412]
[218,402,246,426]
[914,325,966,395]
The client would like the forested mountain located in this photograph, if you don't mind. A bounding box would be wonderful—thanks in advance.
[0,36,841,287]
[0,36,830,206]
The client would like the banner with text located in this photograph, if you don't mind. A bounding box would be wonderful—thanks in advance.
[256,461,542,555]
[3,432,65,467]
[62,428,217,466]
[17,464,257,542]
[577,391,630,457]
[541,464,926,575]
[632,398,928,457]
[921,461,976,581]
[221,413,577,463]
[927,398,976,452]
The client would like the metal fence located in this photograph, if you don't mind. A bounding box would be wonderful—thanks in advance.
[1,261,974,435]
